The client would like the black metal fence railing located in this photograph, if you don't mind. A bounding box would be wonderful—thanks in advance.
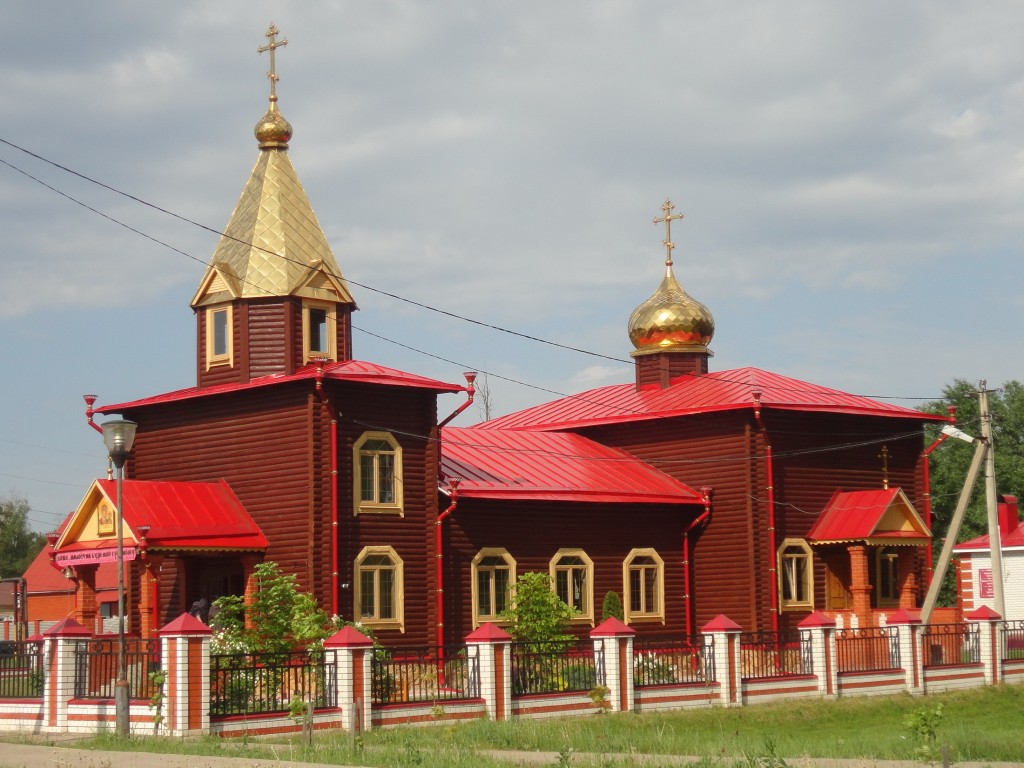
[999,620,1024,661]
[835,626,900,673]
[633,634,714,687]
[73,637,161,700]
[0,640,44,698]
[371,645,480,704]
[509,640,602,696]
[921,623,980,667]
[210,650,336,716]
[738,631,811,679]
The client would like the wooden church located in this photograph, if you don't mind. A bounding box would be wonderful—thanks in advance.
[33,27,947,646]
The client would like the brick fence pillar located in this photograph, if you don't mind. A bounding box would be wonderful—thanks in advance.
[466,623,512,721]
[799,610,837,697]
[702,615,742,707]
[157,612,212,736]
[887,608,923,695]
[42,617,92,731]
[323,626,374,733]
[590,618,636,713]
[965,605,1002,686]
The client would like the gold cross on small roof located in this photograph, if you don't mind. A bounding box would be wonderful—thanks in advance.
[653,198,684,266]
[258,23,288,101]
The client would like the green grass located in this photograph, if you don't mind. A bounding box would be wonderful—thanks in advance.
[5,685,1024,767]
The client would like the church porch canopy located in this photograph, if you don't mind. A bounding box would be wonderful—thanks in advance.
[806,487,930,546]
[51,479,268,567]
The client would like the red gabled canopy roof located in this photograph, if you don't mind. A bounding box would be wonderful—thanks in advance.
[54,479,268,553]
[955,527,1024,552]
[807,487,929,544]
[441,426,704,505]
[99,359,463,413]
[481,367,941,432]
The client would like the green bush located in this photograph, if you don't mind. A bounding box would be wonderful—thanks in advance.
[601,591,623,622]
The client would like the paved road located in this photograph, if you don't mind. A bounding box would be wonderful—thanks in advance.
[1,741,1022,768]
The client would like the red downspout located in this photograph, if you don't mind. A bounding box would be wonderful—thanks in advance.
[683,486,713,637]
[438,373,477,428]
[921,405,957,589]
[436,479,460,649]
[314,363,341,618]
[752,390,780,634]
[83,395,103,434]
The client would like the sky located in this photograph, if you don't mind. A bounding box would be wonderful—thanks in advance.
[2,1,1022,533]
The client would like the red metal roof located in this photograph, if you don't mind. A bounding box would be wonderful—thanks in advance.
[89,479,269,551]
[99,359,463,413]
[806,488,929,543]
[955,527,1024,552]
[441,426,704,504]
[481,367,942,431]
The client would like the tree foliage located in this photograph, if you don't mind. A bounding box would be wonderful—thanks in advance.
[499,571,576,649]
[0,495,46,579]
[211,561,329,654]
[922,379,1024,544]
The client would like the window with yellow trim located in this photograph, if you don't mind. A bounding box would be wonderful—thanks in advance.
[303,300,336,362]
[205,304,233,369]
[623,548,664,623]
[354,546,404,630]
[353,432,402,514]
[550,549,594,623]
[472,548,515,626]
[778,538,814,610]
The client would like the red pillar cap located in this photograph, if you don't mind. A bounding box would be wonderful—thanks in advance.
[466,622,513,642]
[323,625,374,648]
[885,608,921,625]
[43,617,92,637]
[157,612,214,636]
[965,605,1002,621]
[798,610,837,629]
[701,614,742,632]
[590,617,636,637]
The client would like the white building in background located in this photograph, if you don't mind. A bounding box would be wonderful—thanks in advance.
[956,496,1023,621]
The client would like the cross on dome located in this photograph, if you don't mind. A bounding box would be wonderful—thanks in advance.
[653,198,684,266]
[258,23,289,102]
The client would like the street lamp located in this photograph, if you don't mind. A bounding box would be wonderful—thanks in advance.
[101,419,137,738]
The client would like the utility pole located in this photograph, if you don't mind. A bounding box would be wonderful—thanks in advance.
[979,380,1006,618]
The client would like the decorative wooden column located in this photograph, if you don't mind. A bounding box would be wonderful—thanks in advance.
[848,545,873,627]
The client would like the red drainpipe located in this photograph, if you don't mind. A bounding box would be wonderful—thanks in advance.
[314,363,341,618]
[921,405,957,589]
[752,390,780,634]
[436,479,460,649]
[83,395,103,434]
[683,486,713,637]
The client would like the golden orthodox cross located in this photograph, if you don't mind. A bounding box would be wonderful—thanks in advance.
[653,198,684,266]
[879,445,890,489]
[258,23,288,101]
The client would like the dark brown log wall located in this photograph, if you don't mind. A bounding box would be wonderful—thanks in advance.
[443,499,699,643]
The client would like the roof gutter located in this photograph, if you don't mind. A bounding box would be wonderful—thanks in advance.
[752,390,780,634]
[83,394,104,434]
[314,362,341,618]
[438,373,477,428]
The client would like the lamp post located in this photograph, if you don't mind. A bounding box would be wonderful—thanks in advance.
[100,419,137,738]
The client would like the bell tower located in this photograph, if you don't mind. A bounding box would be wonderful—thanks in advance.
[191,24,356,388]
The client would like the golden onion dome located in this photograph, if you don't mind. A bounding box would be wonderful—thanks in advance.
[628,263,715,352]
[255,100,292,149]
